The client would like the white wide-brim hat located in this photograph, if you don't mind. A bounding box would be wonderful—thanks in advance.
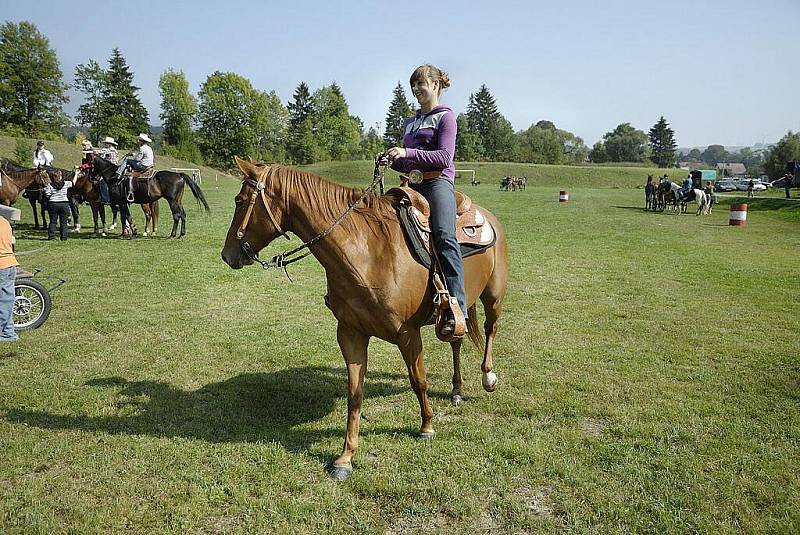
[103,136,118,146]
[138,133,153,143]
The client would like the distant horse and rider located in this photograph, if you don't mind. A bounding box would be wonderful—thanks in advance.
[500,175,526,191]
[649,174,711,215]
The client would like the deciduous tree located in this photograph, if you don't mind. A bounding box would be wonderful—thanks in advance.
[763,131,800,180]
[603,123,649,162]
[0,21,69,136]
[701,144,728,167]
[159,69,200,162]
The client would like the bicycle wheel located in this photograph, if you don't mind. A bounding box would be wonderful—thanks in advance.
[14,278,52,330]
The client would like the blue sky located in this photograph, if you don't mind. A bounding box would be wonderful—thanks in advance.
[3,0,798,147]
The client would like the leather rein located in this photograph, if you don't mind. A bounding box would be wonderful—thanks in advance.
[237,156,387,279]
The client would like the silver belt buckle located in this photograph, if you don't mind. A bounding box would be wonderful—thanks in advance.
[408,169,424,184]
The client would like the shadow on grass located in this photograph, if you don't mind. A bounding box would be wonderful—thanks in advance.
[3,366,413,457]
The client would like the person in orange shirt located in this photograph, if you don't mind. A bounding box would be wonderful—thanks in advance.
[0,216,19,341]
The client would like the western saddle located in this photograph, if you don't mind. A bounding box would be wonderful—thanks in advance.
[386,186,496,341]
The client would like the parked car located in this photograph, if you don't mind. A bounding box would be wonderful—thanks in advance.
[735,179,767,192]
[714,179,737,192]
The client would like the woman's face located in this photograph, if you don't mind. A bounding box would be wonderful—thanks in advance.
[411,77,438,107]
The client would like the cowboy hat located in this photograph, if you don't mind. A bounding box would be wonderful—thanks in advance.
[103,136,118,146]
[138,133,153,143]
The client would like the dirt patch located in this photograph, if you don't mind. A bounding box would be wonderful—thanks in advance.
[579,417,609,438]
[515,484,563,523]
[384,512,448,534]
[205,512,250,533]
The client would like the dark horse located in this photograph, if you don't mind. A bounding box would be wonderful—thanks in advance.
[90,156,210,237]
[221,158,509,481]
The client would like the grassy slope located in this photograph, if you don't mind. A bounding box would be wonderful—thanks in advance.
[0,135,231,182]
[0,141,798,533]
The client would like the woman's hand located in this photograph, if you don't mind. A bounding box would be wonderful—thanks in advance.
[386,147,406,162]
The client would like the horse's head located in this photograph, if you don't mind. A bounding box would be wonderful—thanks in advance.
[221,156,291,269]
[38,165,57,186]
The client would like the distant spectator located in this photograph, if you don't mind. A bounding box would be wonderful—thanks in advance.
[784,173,793,199]
[32,140,53,167]
[747,178,754,198]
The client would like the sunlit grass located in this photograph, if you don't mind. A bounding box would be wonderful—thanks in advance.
[0,152,798,533]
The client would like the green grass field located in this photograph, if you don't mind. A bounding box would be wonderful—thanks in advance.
[1,141,799,533]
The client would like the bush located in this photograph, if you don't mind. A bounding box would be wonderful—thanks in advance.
[13,139,31,166]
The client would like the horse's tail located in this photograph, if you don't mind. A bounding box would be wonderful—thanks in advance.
[465,304,484,353]
[182,173,210,213]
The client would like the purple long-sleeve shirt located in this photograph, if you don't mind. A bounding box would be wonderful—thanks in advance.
[390,105,456,182]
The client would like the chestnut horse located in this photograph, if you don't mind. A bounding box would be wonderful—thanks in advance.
[0,165,53,206]
[221,157,508,481]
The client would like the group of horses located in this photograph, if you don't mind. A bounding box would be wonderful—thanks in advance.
[500,175,526,191]
[1,156,209,239]
[645,176,714,215]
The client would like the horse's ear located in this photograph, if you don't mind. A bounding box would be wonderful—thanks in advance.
[234,156,257,177]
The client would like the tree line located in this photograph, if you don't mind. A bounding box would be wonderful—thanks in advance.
[1,20,798,177]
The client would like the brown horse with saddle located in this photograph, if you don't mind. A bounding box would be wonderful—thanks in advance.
[221,157,508,481]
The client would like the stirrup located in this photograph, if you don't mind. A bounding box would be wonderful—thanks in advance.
[126,191,134,202]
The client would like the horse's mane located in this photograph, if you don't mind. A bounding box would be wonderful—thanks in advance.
[266,165,399,237]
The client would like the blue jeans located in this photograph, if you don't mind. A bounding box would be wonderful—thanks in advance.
[116,158,146,178]
[410,178,467,317]
[99,178,110,203]
[0,266,18,341]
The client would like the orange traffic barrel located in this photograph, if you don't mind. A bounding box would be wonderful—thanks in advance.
[729,203,748,226]
[559,190,569,203]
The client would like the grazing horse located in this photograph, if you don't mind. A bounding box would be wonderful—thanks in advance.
[90,156,210,238]
[0,165,53,206]
[221,158,509,481]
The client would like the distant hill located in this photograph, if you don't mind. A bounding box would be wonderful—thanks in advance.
[678,143,775,156]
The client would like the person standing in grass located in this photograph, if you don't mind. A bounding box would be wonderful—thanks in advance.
[0,216,18,342]
[784,173,793,199]
[43,170,73,241]
[747,178,754,198]
[384,64,465,337]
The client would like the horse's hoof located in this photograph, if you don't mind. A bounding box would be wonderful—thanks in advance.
[143,231,148,237]
[419,430,436,442]
[101,232,107,237]
[330,464,353,482]
[482,371,498,392]
[451,394,464,406]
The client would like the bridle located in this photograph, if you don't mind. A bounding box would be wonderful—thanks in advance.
[236,156,387,278]
[0,166,50,191]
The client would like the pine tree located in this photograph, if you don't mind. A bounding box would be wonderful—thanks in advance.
[648,116,677,168]
[455,113,483,161]
[383,82,412,148]
[286,82,316,163]
[100,48,149,147]
[465,85,516,161]
[0,21,69,136]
